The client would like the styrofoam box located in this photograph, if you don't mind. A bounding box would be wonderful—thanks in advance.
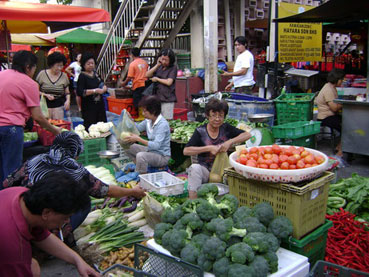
[139,172,185,196]
[146,239,309,277]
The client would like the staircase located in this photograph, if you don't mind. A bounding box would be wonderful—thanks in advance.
[97,0,196,83]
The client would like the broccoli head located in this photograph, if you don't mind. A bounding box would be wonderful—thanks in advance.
[226,236,243,248]
[250,255,270,277]
[197,252,213,272]
[233,206,253,226]
[263,251,279,273]
[195,199,220,222]
[243,232,270,253]
[202,236,226,261]
[252,202,275,227]
[268,216,293,240]
[180,213,204,238]
[225,242,255,264]
[228,264,256,277]
[161,205,184,224]
[161,229,189,256]
[215,194,239,217]
[264,233,280,252]
[197,183,219,205]
[206,217,246,242]
[235,216,266,233]
[181,198,203,214]
[180,243,200,265]
[212,257,230,277]
[153,223,172,245]
[191,233,211,250]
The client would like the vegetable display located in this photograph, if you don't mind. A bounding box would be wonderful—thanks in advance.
[75,122,113,139]
[235,145,325,170]
[153,183,293,276]
[327,173,369,222]
[85,165,118,186]
[24,132,38,142]
[325,209,369,273]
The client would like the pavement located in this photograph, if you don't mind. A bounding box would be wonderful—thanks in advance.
[40,102,369,276]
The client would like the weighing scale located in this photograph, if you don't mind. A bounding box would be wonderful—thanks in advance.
[246,114,275,147]
[98,150,121,171]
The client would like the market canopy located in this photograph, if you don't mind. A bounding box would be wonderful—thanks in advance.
[11,33,55,46]
[274,0,369,23]
[0,1,110,33]
[55,28,124,44]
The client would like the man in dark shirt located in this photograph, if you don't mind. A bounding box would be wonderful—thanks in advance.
[183,99,251,199]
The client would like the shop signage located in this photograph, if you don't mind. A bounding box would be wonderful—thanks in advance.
[278,2,322,63]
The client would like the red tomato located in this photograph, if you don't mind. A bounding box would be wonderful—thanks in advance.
[304,155,315,164]
[257,157,265,165]
[269,163,279,169]
[315,155,325,164]
[246,160,257,167]
[312,163,318,167]
[287,156,297,165]
[296,160,305,169]
[280,162,289,169]
[292,150,300,156]
[265,159,273,166]
[288,146,296,152]
[240,149,248,155]
[279,155,289,163]
[293,154,301,161]
[300,150,310,158]
[249,147,258,154]
[285,149,293,156]
[258,163,268,169]
[265,147,273,154]
[272,144,282,155]
[250,153,258,160]
[264,154,272,160]
[272,155,279,164]
[304,164,312,168]
[239,156,248,165]
[289,164,297,169]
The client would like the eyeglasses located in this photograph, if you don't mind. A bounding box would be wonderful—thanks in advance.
[209,113,225,119]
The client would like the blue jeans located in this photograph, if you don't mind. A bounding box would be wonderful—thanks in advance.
[0,126,24,188]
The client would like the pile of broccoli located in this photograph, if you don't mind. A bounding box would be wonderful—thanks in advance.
[153,183,293,277]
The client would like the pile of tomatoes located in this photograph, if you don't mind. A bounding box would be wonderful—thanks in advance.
[236,145,325,170]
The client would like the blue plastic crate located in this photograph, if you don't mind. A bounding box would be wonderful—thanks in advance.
[230,93,269,102]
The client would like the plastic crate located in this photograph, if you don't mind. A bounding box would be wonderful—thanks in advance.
[173,108,188,121]
[310,260,369,277]
[34,120,71,146]
[225,168,334,239]
[282,135,316,148]
[282,220,333,269]
[274,93,315,125]
[139,171,185,196]
[77,137,107,166]
[272,121,321,139]
[107,96,137,117]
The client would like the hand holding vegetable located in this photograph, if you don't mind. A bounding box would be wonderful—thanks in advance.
[130,185,146,198]
[123,133,140,144]
[208,144,221,156]
[219,140,233,153]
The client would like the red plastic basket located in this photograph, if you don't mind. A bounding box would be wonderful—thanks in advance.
[107,96,137,117]
[173,108,188,121]
[34,120,71,146]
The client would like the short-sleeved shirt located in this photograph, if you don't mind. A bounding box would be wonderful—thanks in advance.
[185,123,244,170]
[154,65,178,103]
[0,70,40,127]
[36,70,69,108]
[69,62,82,82]
[315,83,338,120]
[0,187,50,277]
[128,58,148,90]
[233,50,255,88]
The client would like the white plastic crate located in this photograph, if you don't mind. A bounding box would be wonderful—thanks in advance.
[146,239,309,277]
[139,171,185,196]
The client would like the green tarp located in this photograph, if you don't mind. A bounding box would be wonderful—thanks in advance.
[55,28,131,45]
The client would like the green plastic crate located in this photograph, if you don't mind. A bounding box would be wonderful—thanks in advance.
[310,260,369,276]
[282,220,333,269]
[274,93,315,125]
[77,137,107,166]
[282,135,316,148]
[273,121,321,139]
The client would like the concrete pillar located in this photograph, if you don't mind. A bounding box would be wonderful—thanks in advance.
[233,0,245,59]
[190,3,204,68]
[204,0,218,93]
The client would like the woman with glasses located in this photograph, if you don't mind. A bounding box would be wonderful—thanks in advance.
[36,52,70,119]
[183,98,251,199]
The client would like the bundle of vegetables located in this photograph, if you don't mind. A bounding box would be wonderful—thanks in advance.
[24,132,38,142]
[91,196,140,212]
[325,209,369,272]
[85,165,118,186]
[153,184,293,277]
[170,118,239,143]
[327,173,369,222]
[148,191,187,207]
[75,122,113,139]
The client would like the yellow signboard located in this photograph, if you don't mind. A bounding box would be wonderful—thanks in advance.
[278,2,322,63]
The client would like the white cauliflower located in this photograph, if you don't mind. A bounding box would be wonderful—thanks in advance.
[88,124,99,133]
[75,124,85,132]
[89,131,100,138]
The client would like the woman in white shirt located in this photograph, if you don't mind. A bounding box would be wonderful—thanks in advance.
[66,53,82,111]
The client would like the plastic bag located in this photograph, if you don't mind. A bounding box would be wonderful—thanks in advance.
[143,194,164,229]
[40,94,49,118]
[111,109,140,149]
[209,152,230,183]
